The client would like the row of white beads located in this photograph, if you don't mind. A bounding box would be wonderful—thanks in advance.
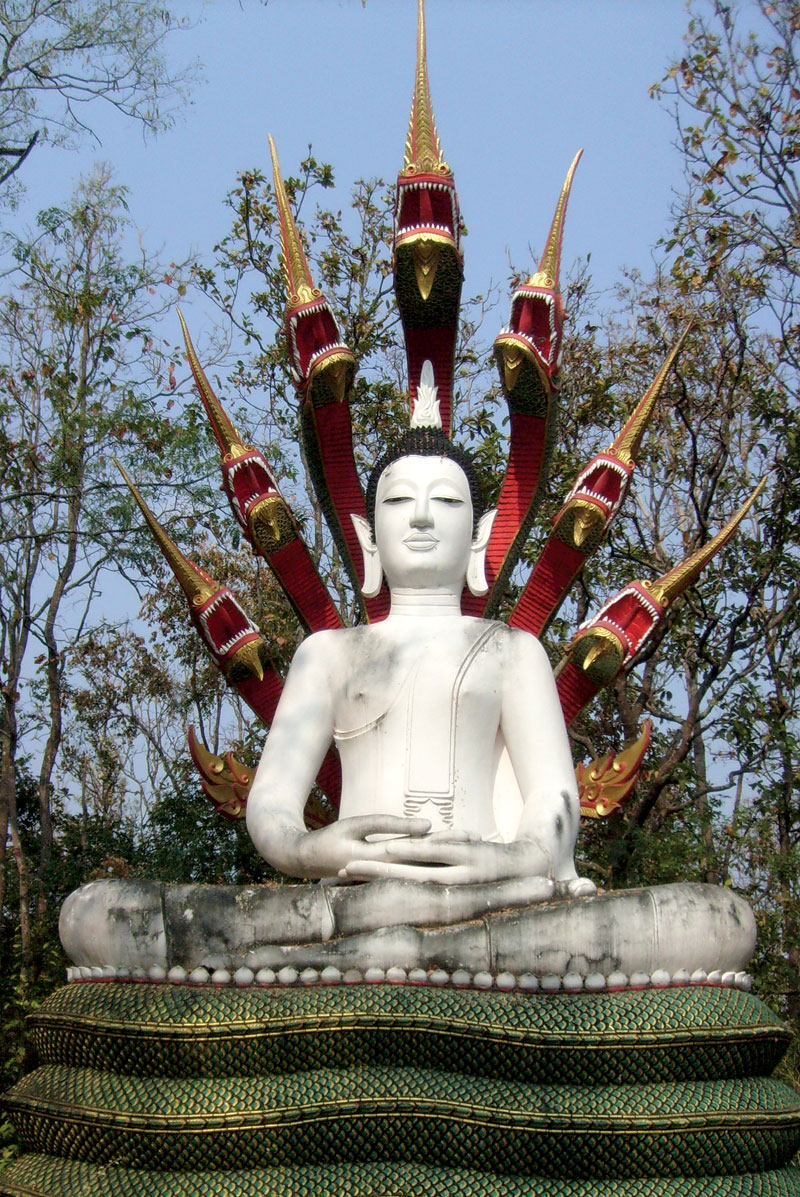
[66,964,754,992]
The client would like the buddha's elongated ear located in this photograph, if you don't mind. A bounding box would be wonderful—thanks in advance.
[466,509,497,596]
[351,514,383,598]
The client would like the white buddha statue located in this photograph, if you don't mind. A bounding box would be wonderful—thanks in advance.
[246,367,594,897]
[58,369,756,982]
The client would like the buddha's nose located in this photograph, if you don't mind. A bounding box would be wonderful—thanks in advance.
[410,492,432,527]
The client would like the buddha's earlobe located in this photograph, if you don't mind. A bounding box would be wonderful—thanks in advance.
[351,514,383,597]
[466,509,497,596]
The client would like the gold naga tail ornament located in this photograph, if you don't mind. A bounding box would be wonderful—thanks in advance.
[127,0,763,828]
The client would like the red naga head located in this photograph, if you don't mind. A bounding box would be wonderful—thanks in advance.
[269,136,355,408]
[567,476,766,685]
[553,328,694,553]
[178,311,297,556]
[394,0,462,311]
[494,151,582,408]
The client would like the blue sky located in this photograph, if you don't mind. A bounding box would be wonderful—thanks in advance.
[10,1,692,324]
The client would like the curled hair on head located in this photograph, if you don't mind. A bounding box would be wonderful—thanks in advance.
[365,428,485,535]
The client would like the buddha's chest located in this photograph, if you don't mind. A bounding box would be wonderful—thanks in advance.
[333,622,504,741]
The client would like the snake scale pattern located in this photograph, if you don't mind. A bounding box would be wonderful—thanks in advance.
[2,981,800,1195]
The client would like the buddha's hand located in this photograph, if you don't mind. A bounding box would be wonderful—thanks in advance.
[340,834,596,894]
[297,814,432,879]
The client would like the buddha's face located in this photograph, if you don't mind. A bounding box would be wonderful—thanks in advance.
[374,455,474,591]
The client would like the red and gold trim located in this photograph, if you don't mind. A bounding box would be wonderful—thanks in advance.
[270,138,389,623]
[393,0,463,436]
[556,479,765,724]
[510,326,692,635]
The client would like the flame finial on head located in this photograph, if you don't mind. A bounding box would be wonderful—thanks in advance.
[409,359,442,430]
[647,476,766,606]
[528,149,583,291]
[178,309,248,461]
[612,322,695,466]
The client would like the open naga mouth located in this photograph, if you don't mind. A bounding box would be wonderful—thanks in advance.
[505,283,561,374]
[571,581,666,682]
[222,450,291,550]
[195,590,268,682]
[395,175,459,250]
[287,299,353,405]
[553,455,635,551]
[493,151,581,417]
[568,454,633,515]
[394,172,462,314]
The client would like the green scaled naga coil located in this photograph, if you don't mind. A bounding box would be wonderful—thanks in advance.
[3,981,800,1196]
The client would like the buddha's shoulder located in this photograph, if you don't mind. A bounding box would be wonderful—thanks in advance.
[465,619,550,666]
[294,620,546,663]
[291,625,374,668]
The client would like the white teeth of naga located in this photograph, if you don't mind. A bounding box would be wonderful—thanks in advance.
[567,460,629,509]
[499,328,551,366]
[401,180,454,192]
[308,342,349,369]
[399,223,455,236]
[199,594,260,654]
[289,302,327,326]
[229,455,278,489]
[578,585,661,637]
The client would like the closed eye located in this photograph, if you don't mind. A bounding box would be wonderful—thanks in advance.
[382,495,413,505]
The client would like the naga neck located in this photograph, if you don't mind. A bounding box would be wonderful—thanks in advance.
[387,586,464,619]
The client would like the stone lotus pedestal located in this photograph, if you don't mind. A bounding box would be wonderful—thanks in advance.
[3,879,800,1195]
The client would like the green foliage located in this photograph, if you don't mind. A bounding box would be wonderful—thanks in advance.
[0,1,196,199]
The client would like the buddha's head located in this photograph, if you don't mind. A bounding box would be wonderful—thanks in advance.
[353,426,496,598]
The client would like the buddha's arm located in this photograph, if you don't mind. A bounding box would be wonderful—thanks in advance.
[499,628,580,880]
[247,632,430,878]
[246,634,336,874]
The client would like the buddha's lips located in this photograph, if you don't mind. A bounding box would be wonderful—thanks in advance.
[403,533,439,550]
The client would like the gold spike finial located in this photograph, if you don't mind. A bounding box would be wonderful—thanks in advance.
[269,134,319,307]
[177,309,247,461]
[612,322,695,466]
[647,477,766,606]
[115,459,217,605]
[527,149,583,290]
[403,0,449,175]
